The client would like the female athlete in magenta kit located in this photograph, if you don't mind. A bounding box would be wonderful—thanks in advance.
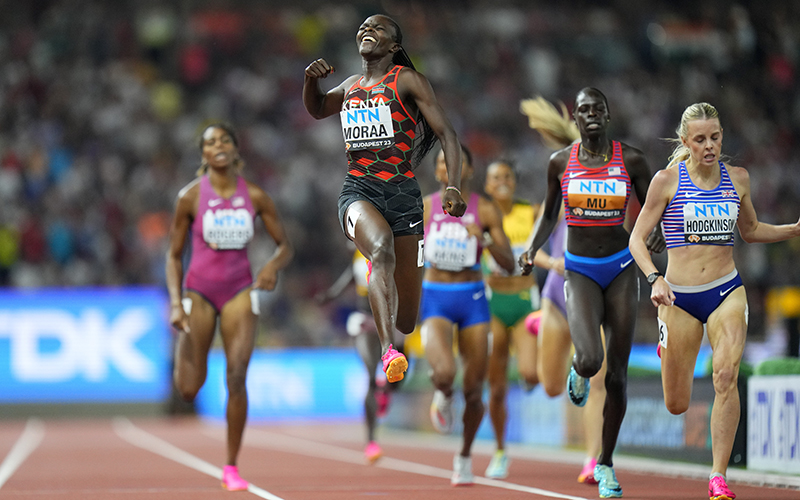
[303,14,466,384]
[165,123,294,491]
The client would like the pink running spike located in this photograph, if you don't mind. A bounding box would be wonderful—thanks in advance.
[708,476,736,500]
[381,345,407,383]
[364,441,382,464]
[222,465,248,491]
[578,458,598,484]
[525,311,541,336]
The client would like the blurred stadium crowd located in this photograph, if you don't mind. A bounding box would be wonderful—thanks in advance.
[0,0,798,346]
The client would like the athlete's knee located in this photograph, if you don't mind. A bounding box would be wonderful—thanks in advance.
[226,364,249,396]
[396,317,416,334]
[518,367,539,388]
[603,366,627,397]
[488,382,507,405]
[369,237,396,270]
[463,385,484,408]
[573,352,603,378]
[542,377,565,398]
[173,373,203,402]
[712,362,739,395]
[664,395,690,415]
[429,361,456,389]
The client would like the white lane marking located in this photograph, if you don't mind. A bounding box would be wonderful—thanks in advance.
[219,427,591,500]
[0,418,45,489]
[112,417,284,500]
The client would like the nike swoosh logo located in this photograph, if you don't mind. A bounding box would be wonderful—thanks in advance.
[209,198,223,207]
[620,258,633,268]
[409,220,423,228]
[684,191,702,198]
[569,171,585,178]
[472,291,484,300]
[720,285,737,296]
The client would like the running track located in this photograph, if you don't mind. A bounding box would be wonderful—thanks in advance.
[0,417,797,499]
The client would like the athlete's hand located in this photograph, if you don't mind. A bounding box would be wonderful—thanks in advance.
[305,58,335,79]
[442,189,467,217]
[650,277,675,308]
[255,264,279,291]
[169,304,190,334]
[518,247,534,276]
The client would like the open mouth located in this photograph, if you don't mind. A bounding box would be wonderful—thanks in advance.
[361,35,376,44]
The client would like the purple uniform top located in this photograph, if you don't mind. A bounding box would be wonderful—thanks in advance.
[185,175,256,311]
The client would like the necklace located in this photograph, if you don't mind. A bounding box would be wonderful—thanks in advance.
[581,143,609,162]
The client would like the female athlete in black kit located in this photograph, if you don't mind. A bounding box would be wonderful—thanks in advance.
[519,88,664,498]
[303,14,466,383]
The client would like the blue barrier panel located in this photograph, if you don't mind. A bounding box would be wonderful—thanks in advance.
[0,287,171,402]
[196,348,367,421]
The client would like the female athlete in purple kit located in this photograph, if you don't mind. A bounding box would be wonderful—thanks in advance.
[165,123,294,491]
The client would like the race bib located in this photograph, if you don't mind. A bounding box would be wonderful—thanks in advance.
[202,208,254,250]
[566,178,627,220]
[425,221,478,271]
[340,102,394,151]
[682,201,738,244]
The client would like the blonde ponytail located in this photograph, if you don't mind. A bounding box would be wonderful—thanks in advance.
[520,96,580,150]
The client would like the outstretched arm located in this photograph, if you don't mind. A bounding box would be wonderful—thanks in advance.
[731,165,800,243]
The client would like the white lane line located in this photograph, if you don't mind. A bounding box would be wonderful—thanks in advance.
[220,427,591,500]
[0,418,45,489]
[112,417,284,500]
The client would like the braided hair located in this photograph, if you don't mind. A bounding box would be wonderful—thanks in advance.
[384,16,438,167]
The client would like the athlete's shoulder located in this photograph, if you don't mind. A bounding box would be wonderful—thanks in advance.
[177,177,202,201]
[724,162,750,188]
[650,166,679,196]
[618,141,646,160]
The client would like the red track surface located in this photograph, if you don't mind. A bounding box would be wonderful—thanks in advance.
[0,417,797,499]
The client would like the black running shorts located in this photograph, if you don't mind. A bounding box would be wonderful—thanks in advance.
[337,174,424,238]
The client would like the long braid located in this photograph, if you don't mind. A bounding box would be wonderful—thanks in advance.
[386,17,437,167]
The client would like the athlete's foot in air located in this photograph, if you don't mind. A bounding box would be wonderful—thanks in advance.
[381,344,407,383]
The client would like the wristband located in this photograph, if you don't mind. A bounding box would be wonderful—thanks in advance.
[445,186,461,195]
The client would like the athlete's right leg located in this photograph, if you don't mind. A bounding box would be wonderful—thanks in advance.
[424,317,457,393]
[537,298,572,397]
[456,321,489,458]
[218,288,257,467]
[393,233,424,334]
[347,201,400,355]
[563,272,605,378]
[173,291,218,401]
[355,330,381,442]
[658,304,705,415]
[486,316,510,452]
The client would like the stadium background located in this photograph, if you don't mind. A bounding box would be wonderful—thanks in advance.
[0,0,798,473]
